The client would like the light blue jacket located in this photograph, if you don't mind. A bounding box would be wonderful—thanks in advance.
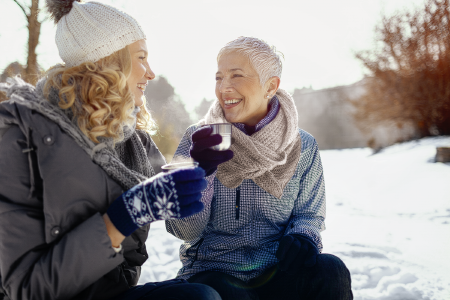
[166,125,326,282]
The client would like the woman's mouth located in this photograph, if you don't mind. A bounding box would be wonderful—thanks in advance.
[224,99,242,108]
[137,83,147,93]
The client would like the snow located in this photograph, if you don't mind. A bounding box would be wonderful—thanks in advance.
[139,136,450,300]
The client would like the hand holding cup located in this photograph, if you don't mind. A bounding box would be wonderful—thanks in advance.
[106,167,206,236]
[190,125,234,176]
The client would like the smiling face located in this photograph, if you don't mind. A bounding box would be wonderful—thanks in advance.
[126,39,155,106]
[215,51,278,126]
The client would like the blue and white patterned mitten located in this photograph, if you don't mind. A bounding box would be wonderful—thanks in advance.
[107,167,206,236]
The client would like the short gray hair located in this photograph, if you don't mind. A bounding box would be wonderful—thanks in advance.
[217,36,283,86]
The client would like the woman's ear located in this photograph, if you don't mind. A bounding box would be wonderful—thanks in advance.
[266,76,281,96]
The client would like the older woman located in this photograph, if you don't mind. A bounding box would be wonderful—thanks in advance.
[166,37,353,300]
[0,1,221,300]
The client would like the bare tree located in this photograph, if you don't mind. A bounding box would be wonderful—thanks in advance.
[353,0,450,137]
[12,0,43,85]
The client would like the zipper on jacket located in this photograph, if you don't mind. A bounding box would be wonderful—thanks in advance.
[188,238,204,268]
[235,186,241,220]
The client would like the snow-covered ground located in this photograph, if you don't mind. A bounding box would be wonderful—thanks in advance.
[139,136,450,300]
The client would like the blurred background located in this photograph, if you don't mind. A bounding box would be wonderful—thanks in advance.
[1,0,449,161]
[1,1,450,298]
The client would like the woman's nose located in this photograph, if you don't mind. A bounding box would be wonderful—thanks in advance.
[145,64,155,80]
[219,77,233,93]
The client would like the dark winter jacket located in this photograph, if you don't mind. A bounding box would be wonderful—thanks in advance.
[0,99,166,299]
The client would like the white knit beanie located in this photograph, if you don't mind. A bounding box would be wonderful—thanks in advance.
[46,0,146,67]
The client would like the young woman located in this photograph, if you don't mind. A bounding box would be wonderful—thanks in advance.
[0,1,220,300]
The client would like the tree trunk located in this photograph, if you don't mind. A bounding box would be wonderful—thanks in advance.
[25,0,41,85]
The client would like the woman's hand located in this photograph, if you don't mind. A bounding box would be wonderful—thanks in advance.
[276,234,319,274]
[106,167,207,237]
[103,213,125,248]
[190,126,234,176]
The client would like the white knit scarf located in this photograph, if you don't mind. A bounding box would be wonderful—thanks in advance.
[199,89,302,199]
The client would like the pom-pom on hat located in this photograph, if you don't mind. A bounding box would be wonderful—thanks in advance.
[46,0,146,67]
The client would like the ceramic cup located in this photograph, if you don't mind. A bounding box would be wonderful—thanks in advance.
[161,161,199,173]
[209,123,232,151]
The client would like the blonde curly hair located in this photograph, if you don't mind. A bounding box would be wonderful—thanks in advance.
[44,45,156,143]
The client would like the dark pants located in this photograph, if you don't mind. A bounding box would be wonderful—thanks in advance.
[188,254,353,300]
[108,279,221,300]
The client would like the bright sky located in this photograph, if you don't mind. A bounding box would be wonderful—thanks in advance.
[0,0,426,113]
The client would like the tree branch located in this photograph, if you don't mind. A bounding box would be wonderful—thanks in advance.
[12,0,29,20]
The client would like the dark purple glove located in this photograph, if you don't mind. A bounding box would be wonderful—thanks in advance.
[276,234,319,274]
[190,126,234,176]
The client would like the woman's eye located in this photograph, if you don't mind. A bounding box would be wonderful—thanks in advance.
[139,57,146,60]
[215,77,222,81]
[232,74,243,78]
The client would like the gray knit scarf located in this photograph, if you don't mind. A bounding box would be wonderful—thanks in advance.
[199,89,302,199]
[0,76,154,190]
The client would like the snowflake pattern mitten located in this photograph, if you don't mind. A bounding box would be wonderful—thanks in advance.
[107,167,207,236]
